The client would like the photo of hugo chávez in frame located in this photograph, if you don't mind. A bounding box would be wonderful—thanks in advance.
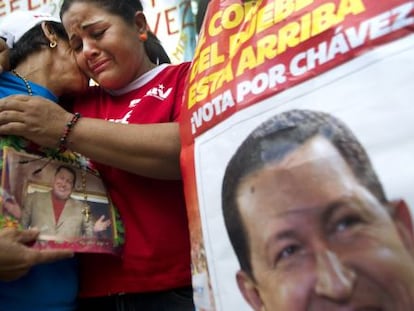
[0,147,119,253]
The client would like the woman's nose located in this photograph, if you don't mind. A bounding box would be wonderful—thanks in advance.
[314,250,357,302]
[82,40,99,59]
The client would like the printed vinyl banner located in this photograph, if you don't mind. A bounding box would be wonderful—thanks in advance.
[180,0,414,310]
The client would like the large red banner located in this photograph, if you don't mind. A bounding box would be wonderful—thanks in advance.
[180,1,414,310]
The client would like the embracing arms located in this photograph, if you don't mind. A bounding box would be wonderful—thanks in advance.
[0,95,182,179]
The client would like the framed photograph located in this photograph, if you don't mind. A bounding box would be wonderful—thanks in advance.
[0,146,123,254]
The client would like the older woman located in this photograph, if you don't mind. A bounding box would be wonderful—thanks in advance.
[0,10,89,311]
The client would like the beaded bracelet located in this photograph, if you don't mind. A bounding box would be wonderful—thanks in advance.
[58,112,81,152]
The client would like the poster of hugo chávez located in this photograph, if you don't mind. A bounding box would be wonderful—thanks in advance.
[180,0,414,310]
[0,141,124,255]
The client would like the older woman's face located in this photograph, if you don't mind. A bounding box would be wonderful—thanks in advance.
[62,2,150,90]
[55,39,89,95]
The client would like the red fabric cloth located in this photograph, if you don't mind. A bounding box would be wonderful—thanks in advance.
[74,63,192,296]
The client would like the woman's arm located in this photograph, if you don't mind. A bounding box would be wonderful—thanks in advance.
[0,95,181,179]
[70,118,182,179]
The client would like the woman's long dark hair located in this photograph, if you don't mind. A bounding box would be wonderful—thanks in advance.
[10,22,67,68]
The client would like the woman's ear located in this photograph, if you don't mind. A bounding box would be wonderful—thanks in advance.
[40,22,58,46]
[134,11,148,34]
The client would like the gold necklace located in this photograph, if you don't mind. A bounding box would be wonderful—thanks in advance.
[11,69,33,96]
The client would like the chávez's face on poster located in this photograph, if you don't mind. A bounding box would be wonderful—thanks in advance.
[237,136,414,311]
[52,167,75,200]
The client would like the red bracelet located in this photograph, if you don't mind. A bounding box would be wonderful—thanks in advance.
[58,112,81,152]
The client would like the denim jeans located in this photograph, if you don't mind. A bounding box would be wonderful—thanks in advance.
[76,286,195,311]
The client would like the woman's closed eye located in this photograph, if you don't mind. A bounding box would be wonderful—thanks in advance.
[91,29,105,39]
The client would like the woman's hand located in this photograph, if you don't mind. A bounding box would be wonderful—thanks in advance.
[0,228,73,281]
[0,94,73,148]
